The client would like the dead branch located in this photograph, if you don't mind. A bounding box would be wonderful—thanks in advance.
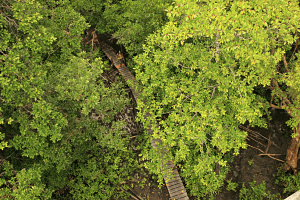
[239,125,280,149]
[117,185,143,200]
[282,54,289,73]
[247,144,284,162]
[264,133,272,154]
[258,153,282,156]
[287,35,299,66]
[126,184,144,200]
[247,135,267,148]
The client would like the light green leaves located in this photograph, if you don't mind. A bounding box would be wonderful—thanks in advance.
[0,132,8,150]
[0,0,137,199]
[133,0,300,197]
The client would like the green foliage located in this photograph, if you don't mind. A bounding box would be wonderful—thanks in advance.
[252,84,272,103]
[1,0,300,199]
[0,161,53,200]
[239,179,281,200]
[69,0,107,29]
[248,159,254,166]
[0,0,140,199]
[100,0,174,73]
[226,180,238,192]
[132,0,300,198]
[275,51,300,135]
[274,163,300,195]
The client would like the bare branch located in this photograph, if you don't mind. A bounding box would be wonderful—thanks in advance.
[282,54,289,73]
[215,33,220,63]
[210,86,216,100]
[287,32,299,66]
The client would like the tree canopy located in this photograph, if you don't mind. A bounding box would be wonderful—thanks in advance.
[0,0,300,199]
[133,0,300,196]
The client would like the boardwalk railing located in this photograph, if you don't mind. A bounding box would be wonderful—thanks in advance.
[99,41,190,200]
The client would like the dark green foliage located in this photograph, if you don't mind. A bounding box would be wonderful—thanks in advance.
[1,0,300,199]
[0,0,146,199]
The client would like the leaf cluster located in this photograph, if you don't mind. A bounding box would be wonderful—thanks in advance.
[0,0,141,199]
[1,0,300,199]
[133,0,300,197]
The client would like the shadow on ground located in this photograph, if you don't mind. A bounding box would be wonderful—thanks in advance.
[116,108,297,200]
[205,108,293,200]
[97,34,298,200]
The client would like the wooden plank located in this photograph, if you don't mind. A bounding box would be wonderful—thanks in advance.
[169,188,188,198]
[167,182,186,193]
[170,190,189,199]
[100,41,189,200]
[163,160,175,166]
[168,184,187,195]
[170,193,190,200]
[167,180,184,188]
[166,178,183,187]
[165,162,176,169]
[163,166,179,176]
[162,165,177,175]
[164,173,181,182]
[167,170,179,177]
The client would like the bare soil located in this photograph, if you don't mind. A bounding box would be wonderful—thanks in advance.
[98,34,298,200]
[116,108,296,200]
[205,108,293,200]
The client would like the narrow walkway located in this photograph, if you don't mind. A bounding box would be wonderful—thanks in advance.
[99,41,189,200]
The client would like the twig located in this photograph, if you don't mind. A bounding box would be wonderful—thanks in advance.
[247,135,267,148]
[247,144,284,162]
[126,184,144,200]
[239,125,280,149]
[210,86,216,100]
[46,46,60,60]
[264,133,272,154]
[99,74,108,82]
[89,29,96,61]
[287,40,299,67]
[247,143,264,153]
[282,54,289,73]
[258,154,282,156]
[117,185,142,200]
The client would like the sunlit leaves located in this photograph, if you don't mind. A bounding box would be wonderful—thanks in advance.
[0,0,137,199]
[133,0,300,197]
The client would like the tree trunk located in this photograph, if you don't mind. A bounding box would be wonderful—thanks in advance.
[284,123,300,175]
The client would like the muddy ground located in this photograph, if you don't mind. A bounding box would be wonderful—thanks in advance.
[113,106,295,200]
[204,108,293,200]
[98,35,298,200]
[102,64,296,200]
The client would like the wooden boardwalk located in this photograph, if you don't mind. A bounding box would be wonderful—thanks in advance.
[99,41,189,200]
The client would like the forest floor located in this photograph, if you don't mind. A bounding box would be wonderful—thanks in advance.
[202,108,294,200]
[113,107,296,200]
[100,36,298,200]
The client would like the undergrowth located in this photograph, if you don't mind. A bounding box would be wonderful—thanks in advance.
[274,163,300,195]
[239,178,281,200]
